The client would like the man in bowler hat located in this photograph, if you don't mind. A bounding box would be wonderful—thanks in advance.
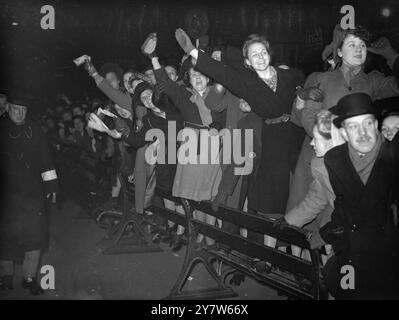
[320,92,399,299]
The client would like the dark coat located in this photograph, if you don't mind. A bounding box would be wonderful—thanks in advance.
[320,134,399,299]
[0,117,58,261]
[195,50,305,213]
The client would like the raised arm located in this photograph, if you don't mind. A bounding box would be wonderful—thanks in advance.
[83,60,133,110]
[141,32,191,112]
[175,28,287,119]
[368,37,399,100]
[96,78,132,110]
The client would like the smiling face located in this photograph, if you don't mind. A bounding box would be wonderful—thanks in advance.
[189,68,209,93]
[123,72,133,93]
[341,114,378,154]
[382,115,399,142]
[144,69,156,85]
[338,34,367,67]
[140,89,153,109]
[114,104,132,120]
[211,50,222,62]
[165,66,177,82]
[8,103,27,125]
[245,42,270,72]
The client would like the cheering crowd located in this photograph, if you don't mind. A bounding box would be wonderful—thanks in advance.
[1,22,399,299]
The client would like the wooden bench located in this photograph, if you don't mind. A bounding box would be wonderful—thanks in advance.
[150,188,328,300]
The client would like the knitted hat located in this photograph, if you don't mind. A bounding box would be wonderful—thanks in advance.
[133,81,152,105]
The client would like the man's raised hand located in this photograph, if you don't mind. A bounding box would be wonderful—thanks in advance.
[175,28,195,54]
[141,32,158,58]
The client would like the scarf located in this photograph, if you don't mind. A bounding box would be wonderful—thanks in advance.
[188,87,212,126]
[341,63,362,88]
[348,133,383,185]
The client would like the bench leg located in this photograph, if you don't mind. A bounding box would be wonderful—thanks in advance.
[166,199,237,300]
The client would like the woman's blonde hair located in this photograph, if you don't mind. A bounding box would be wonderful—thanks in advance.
[242,34,272,69]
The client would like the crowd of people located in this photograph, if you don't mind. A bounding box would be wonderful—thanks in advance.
[1,22,399,299]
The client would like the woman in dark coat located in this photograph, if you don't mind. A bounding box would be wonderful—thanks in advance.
[174,29,305,247]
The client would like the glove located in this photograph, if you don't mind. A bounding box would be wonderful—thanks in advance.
[297,84,324,102]
[368,37,398,61]
[175,28,195,54]
[211,191,228,212]
[141,32,158,59]
[84,60,98,77]
[209,121,223,131]
[272,217,290,230]
[368,37,399,69]
[114,117,130,138]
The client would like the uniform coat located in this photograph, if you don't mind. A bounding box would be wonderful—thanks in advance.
[0,117,58,261]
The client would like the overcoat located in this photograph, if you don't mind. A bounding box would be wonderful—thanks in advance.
[0,117,58,261]
[320,134,399,299]
[195,50,305,214]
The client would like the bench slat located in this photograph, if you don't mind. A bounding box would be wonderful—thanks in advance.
[193,221,314,279]
[192,201,311,248]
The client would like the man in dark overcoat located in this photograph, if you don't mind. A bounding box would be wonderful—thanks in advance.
[0,92,58,295]
[320,92,399,299]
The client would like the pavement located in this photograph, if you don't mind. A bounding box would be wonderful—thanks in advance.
[0,198,283,300]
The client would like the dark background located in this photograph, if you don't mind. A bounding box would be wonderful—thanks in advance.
[0,0,398,108]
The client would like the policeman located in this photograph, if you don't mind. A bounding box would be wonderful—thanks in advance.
[0,92,58,295]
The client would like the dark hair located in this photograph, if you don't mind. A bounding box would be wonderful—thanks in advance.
[382,111,399,121]
[337,25,371,50]
[242,34,272,60]
[99,63,124,80]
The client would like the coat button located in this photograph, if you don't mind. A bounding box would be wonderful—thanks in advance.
[351,224,356,232]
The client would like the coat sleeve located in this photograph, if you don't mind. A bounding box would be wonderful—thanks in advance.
[195,50,286,119]
[97,79,133,111]
[153,68,191,113]
[37,125,59,194]
[284,161,329,227]
[369,70,399,101]
[122,118,151,149]
[300,73,324,137]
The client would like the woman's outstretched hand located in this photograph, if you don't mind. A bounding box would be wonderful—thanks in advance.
[175,28,195,54]
[141,32,158,58]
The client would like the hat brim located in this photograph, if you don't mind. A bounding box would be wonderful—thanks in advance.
[331,108,375,128]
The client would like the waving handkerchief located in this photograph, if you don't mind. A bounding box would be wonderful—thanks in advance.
[73,54,91,66]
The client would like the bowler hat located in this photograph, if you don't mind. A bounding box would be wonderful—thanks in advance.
[330,93,375,128]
